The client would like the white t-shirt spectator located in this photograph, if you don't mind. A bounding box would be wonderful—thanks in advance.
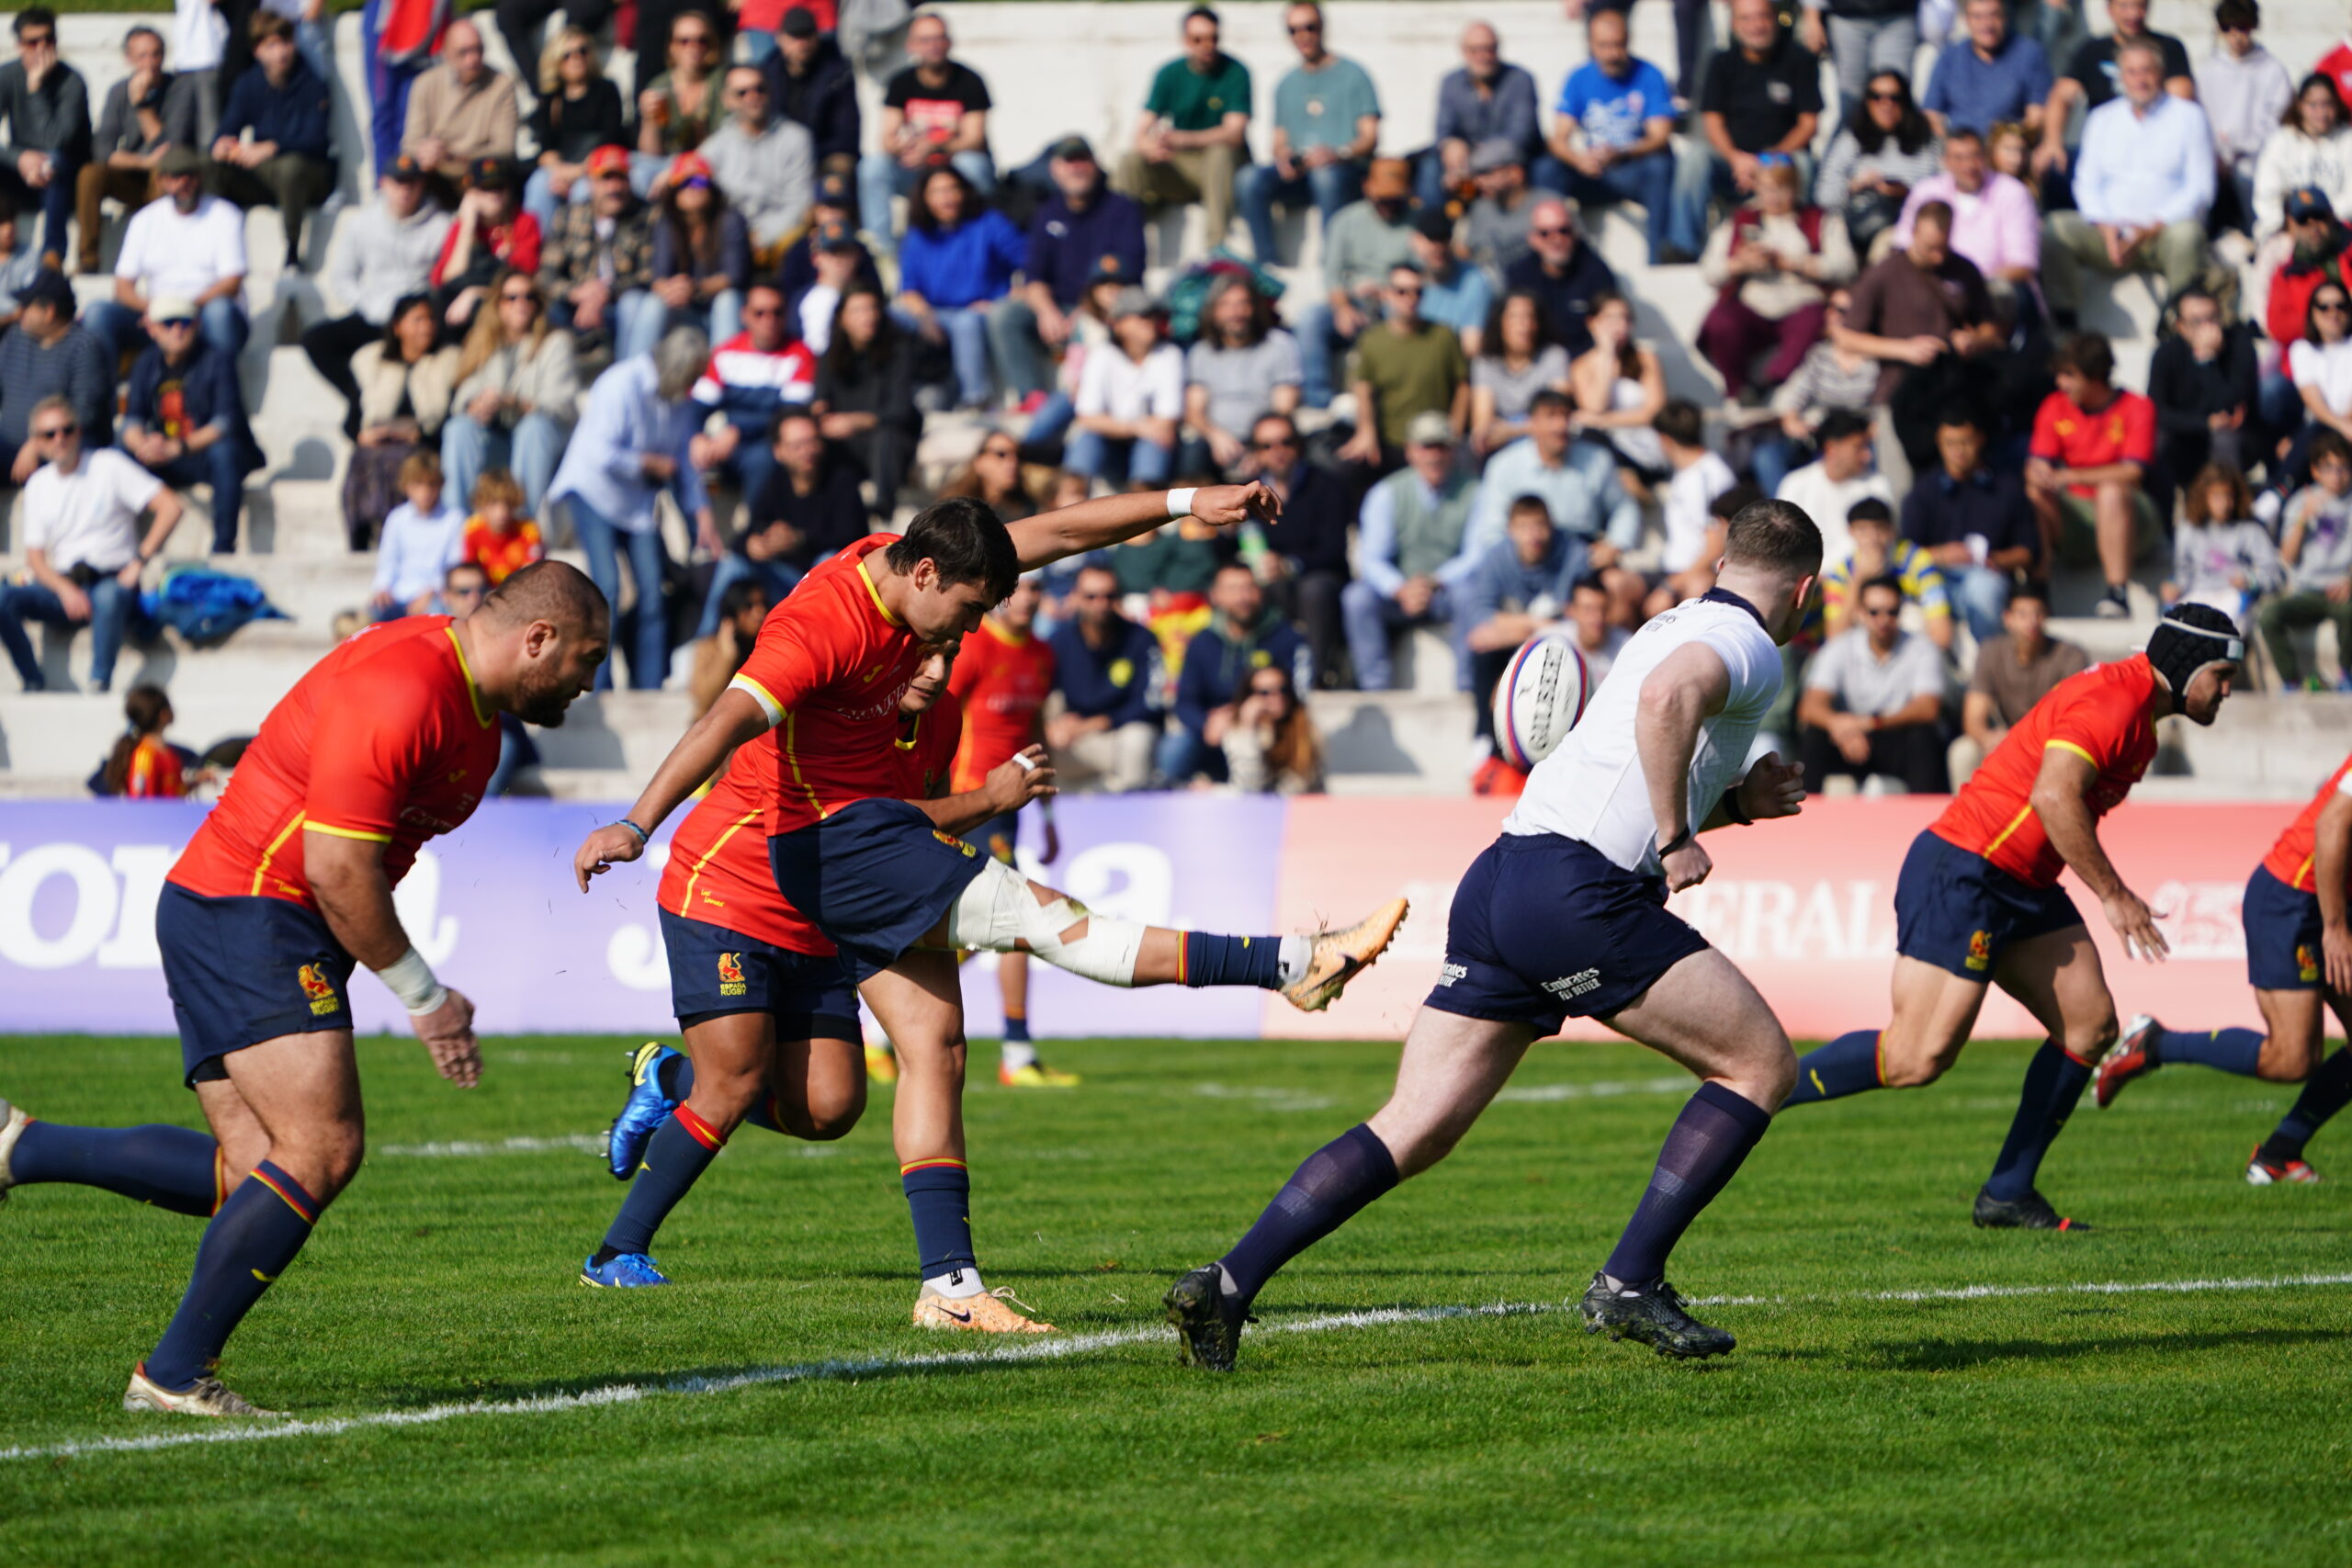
[2290,337,2352,417]
[797,284,842,355]
[1804,624,1944,717]
[1076,341,1184,423]
[116,194,249,306]
[1775,459,1895,567]
[1661,450,1736,574]
[175,0,227,71]
[26,448,164,573]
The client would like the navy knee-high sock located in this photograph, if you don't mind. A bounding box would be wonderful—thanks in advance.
[1181,931,1286,989]
[2263,1047,2352,1161]
[598,1106,725,1259]
[1785,1031,1885,1105]
[2147,1026,2266,1077]
[1983,1040,2095,1202]
[11,1120,221,1215]
[901,1158,977,1279]
[1603,1082,1773,1287]
[144,1160,326,1390]
[1218,1123,1399,1310]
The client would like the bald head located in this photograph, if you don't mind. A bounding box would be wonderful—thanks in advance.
[444,17,487,81]
[469,561,610,725]
[486,559,607,632]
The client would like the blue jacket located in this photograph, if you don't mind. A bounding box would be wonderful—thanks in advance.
[762,34,861,164]
[899,208,1025,310]
[1459,530,1589,628]
[1048,613,1159,729]
[1025,183,1148,310]
[220,61,332,162]
[1175,609,1309,739]
[126,341,263,476]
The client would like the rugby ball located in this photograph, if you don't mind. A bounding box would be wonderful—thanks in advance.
[1494,634,1591,772]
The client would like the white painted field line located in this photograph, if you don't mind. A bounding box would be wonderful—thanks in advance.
[371,1134,838,1160]
[6,1272,2350,1464]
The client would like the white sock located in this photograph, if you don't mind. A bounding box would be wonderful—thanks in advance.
[1001,1040,1039,1070]
[924,1267,987,1300]
[1276,935,1313,987]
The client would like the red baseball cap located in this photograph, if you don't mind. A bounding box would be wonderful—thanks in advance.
[668,150,714,186]
[585,144,632,177]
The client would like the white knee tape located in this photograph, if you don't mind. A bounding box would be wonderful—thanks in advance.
[944,857,1045,953]
[942,860,1145,986]
[1040,918,1147,987]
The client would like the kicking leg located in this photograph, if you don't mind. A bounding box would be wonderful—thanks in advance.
[1973,925,2116,1229]
[2096,989,2320,1109]
[1788,957,1989,1104]
[0,1095,233,1217]
[2253,991,2352,1181]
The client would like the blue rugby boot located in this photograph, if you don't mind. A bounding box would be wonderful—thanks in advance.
[580,1251,673,1288]
[606,1043,682,1180]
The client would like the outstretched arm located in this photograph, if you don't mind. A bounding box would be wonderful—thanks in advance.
[2030,745,2165,962]
[1007,481,1280,570]
[1634,641,1731,892]
[574,688,770,889]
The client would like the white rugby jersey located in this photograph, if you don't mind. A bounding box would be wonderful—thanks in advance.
[1503,590,1781,875]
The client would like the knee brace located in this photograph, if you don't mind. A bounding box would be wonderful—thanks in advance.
[943,859,1146,987]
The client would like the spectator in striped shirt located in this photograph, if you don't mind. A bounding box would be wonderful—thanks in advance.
[688,280,814,505]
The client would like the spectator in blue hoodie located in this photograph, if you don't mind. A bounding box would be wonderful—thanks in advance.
[1046,560,1164,793]
[209,13,333,269]
[989,135,1147,403]
[1165,559,1312,784]
[895,161,1025,410]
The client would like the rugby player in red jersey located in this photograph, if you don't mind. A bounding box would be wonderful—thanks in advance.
[573,488,1408,1332]
[0,564,608,1416]
[2091,752,2352,1183]
[1783,604,2243,1230]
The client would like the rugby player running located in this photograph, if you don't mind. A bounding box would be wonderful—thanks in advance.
[1168,500,1821,1368]
[1784,604,2243,1230]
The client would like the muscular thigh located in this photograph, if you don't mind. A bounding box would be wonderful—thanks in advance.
[219,1029,364,1143]
[770,1032,866,1138]
[1994,923,2117,1061]
[861,949,967,1065]
[1605,947,1795,1108]
[194,1077,270,1181]
[1366,1009,1540,1179]
[1877,957,1993,1087]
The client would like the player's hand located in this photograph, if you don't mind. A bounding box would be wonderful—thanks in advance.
[1661,839,1712,893]
[1738,752,1805,822]
[413,987,481,1088]
[985,746,1057,812]
[2324,921,2352,997]
[2102,887,2170,963]
[1183,480,1282,530]
[575,823,647,891]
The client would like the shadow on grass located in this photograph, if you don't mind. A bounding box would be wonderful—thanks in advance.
[1781,1326,2346,1373]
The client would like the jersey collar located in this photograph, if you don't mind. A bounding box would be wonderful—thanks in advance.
[856,558,904,627]
[443,625,497,729]
[1700,585,1767,631]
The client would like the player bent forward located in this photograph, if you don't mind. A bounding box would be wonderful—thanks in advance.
[1166,500,1824,1368]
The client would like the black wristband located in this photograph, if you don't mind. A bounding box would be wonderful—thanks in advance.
[1656,827,1695,860]
[1721,781,1753,827]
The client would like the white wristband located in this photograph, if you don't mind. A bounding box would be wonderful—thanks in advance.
[1166,487,1197,520]
[375,945,449,1017]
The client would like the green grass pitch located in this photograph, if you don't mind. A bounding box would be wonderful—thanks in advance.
[2,1031,2347,1566]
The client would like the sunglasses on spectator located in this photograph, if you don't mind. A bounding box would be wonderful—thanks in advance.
[1389,283,1422,296]
[982,444,1017,458]
[1289,22,1321,33]
[501,288,537,303]
[157,317,197,329]
[1252,435,1297,449]
[35,423,75,439]
[2320,299,2350,312]
[675,31,712,46]
[1866,90,1904,102]
[1860,604,1899,617]
[18,30,51,45]
[744,304,782,317]
[561,45,592,58]
[734,81,769,95]
[1530,224,1570,237]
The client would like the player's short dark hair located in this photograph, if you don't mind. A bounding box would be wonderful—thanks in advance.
[1847,497,1894,529]
[1911,198,1954,234]
[485,559,609,630]
[1651,397,1703,447]
[1936,406,1982,434]
[1507,494,1553,523]
[251,9,294,43]
[1569,572,1608,601]
[1528,388,1574,419]
[1943,124,1983,149]
[2052,331,2116,384]
[1723,498,1825,578]
[13,7,56,38]
[1859,572,1905,605]
[1184,4,1219,28]
[2311,428,2352,468]
[1815,408,1872,446]
[2009,581,2051,608]
[2216,0,2259,28]
[768,405,819,444]
[1711,482,1762,523]
[887,495,1021,603]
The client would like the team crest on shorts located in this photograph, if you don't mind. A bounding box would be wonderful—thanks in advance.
[1965,931,1993,972]
[2299,943,2321,984]
[933,829,977,857]
[718,952,748,998]
[296,964,340,1016]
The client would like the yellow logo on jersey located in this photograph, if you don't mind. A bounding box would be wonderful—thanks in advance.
[1965,931,1992,972]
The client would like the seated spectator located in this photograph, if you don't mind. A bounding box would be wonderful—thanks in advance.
[121,295,261,554]
[2253,74,2352,243]
[780,176,883,351]
[1459,140,1535,277]
[895,163,1023,410]
[1560,571,1628,687]
[1794,0,1914,118]
[1891,128,2041,308]
[368,450,465,619]
[686,280,813,502]
[936,427,1039,522]
[1223,661,1325,794]
[1755,287,1876,494]
[306,159,452,439]
[2282,276,2352,493]
[1646,399,1736,615]
[1302,158,1416,409]
[1815,72,1939,254]
[1835,199,2002,471]
[2199,0,2293,231]
[0,397,182,694]
[439,559,489,619]
[539,146,661,362]
[1423,21,1542,209]
[1547,8,1688,265]
[1775,407,1894,563]
[1952,582,2087,784]
[1069,288,1183,491]
[701,62,813,265]
[1182,275,1301,477]
[89,147,247,367]
[209,12,331,269]
[1823,495,1955,651]
[1463,494,1589,732]
[1411,209,1493,355]
[1986,118,2032,183]
[1923,0,2052,141]
[1244,412,1350,680]
[1476,289,1571,456]
[1239,1,1378,265]
[647,150,749,350]
[1338,264,1470,473]
[2033,0,2196,196]
[432,157,543,338]
[521,27,625,229]
[444,269,578,521]
[100,683,197,797]
[860,9,997,260]
[699,407,862,637]
[1673,0,1822,252]
[2260,430,2352,687]
[688,575,769,718]
[0,8,92,264]
[1698,152,1854,403]
[634,11,723,198]
[1342,412,1478,690]
[1023,262,1134,455]
[1115,6,1250,254]
[2043,40,2213,328]
[344,294,460,550]
[1046,562,1162,793]
[763,7,860,168]
[812,286,922,516]
[548,327,719,689]
[1168,559,1310,784]
[400,18,518,207]
[1900,409,2041,642]
[0,270,113,482]
[991,136,1146,408]
[2147,286,2258,517]
[76,26,194,277]
[2163,460,2280,631]
[460,467,544,583]
[1467,389,1642,617]
[1502,197,1616,356]
[1799,573,1950,795]
[2027,330,2158,618]
[492,0,612,109]
[2264,188,2350,425]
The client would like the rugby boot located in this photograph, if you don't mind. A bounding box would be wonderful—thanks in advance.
[1578,1271,1736,1359]
[2246,1146,2323,1185]
[865,1044,899,1083]
[1972,1187,2092,1230]
[606,1043,680,1179]
[912,1285,1054,1333]
[0,1096,28,1201]
[1282,897,1410,1013]
[999,1060,1080,1089]
[1165,1263,1252,1371]
[2093,1015,2162,1109]
[123,1362,282,1418]
[580,1251,673,1288]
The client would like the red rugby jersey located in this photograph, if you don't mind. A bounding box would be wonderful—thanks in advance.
[899,689,963,801]
[946,617,1055,795]
[2262,754,2352,893]
[168,618,501,908]
[659,749,833,954]
[1930,657,2160,889]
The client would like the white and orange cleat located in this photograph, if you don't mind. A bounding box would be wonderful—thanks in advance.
[123,1362,283,1418]
[1282,897,1409,1013]
[0,1095,29,1201]
[911,1286,1056,1333]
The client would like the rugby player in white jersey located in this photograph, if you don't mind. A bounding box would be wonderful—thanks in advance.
[1165,500,1823,1365]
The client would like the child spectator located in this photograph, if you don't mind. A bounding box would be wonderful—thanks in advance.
[460,468,544,584]
[2258,431,2352,686]
[370,450,466,619]
[2163,461,2280,634]
[1822,497,1955,652]
[101,684,193,798]
[1646,399,1736,616]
